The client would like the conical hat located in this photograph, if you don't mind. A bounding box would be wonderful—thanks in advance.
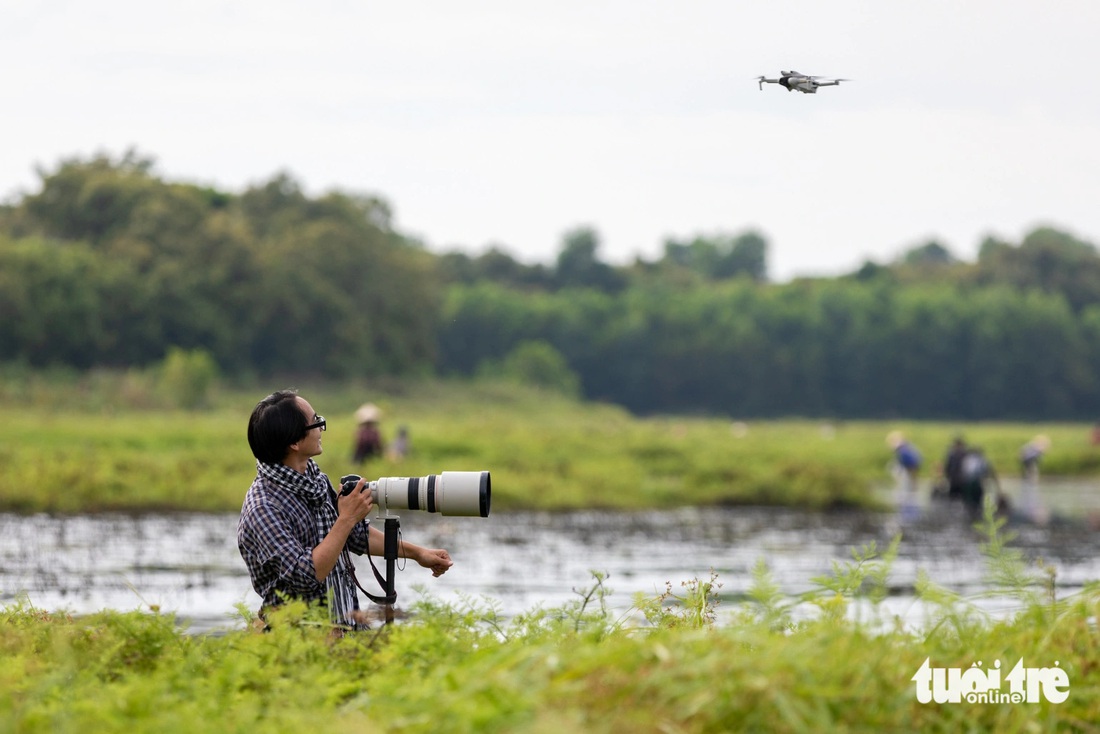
[355,403,382,423]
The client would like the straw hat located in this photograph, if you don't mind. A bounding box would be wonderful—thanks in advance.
[355,403,382,423]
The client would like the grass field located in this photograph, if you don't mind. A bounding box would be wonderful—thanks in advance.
[4,372,1100,731]
[2,374,1098,514]
[3,513,1098,732]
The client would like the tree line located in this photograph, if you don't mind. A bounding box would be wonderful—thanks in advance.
[3,152,1099,419]
[0,152,438,377]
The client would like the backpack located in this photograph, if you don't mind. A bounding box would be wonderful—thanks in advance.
[960,452,988,481]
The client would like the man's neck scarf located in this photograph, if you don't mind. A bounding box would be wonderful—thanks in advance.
[256,459,361,628]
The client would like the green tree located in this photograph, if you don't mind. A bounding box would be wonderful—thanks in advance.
[899,240,956,266]
[438,247,553,290]
[554,226,626,292]
[21,149,156,244]
[158,347,219,409]
[659,230,769,282]
[0,238,111,367]
[243,189,440,376]
[492,340,581,396]
[4,154,439,379]
[976,226,1100,312]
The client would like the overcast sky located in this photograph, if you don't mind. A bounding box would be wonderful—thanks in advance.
[3,1,1098,280]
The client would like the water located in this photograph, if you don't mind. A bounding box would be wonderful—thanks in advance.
[2,478,1098,633]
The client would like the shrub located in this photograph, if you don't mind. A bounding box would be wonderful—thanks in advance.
[157,348,218,409]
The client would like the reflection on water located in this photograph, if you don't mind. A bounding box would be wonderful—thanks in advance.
[1,477,1098,633]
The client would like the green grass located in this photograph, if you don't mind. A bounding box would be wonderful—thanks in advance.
[4,510,1098,732]
[1,375,1098,514]
[4,369,1099,730]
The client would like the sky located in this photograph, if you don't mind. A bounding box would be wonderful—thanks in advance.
[3,1,1099,281]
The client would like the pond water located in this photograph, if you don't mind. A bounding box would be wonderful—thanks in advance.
[2,478,1098,633]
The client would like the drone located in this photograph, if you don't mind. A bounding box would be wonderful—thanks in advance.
[757,71,849,94]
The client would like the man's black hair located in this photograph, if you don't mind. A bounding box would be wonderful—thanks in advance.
[248,389,308,464]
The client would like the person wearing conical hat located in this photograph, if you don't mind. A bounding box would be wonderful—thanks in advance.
[352,403,384,465]
[887,431,923,523]
[1018,435,1051,525]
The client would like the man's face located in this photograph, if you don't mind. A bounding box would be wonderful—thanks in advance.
[294,396,324,458]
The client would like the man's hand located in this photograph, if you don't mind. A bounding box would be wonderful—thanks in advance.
[337,477,373,523]
[415,548,453,577]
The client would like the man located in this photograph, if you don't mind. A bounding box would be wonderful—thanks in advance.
[887,431,922,523]
[1018,435,1051,525]
[238,389,452,630]
[941,436,968,501]
[958,446,996,520]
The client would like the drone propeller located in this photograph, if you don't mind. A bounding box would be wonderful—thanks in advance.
[756,75,780,90]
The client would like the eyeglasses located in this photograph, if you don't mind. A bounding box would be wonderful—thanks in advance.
[304,416,326,432]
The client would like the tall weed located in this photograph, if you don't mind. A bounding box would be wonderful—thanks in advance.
[3,540,1100,732]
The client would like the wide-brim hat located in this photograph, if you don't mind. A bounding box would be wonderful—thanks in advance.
[355,403,382,423]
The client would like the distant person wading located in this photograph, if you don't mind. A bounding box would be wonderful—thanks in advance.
[352,403,385,466]
[887,431,922,523]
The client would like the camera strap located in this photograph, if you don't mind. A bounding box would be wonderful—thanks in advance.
[351,549,397,606]
[329,483,398,606]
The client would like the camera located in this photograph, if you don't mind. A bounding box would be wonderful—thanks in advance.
[339,471,491,518]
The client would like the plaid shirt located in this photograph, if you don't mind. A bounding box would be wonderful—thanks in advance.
[237,459,372,627]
